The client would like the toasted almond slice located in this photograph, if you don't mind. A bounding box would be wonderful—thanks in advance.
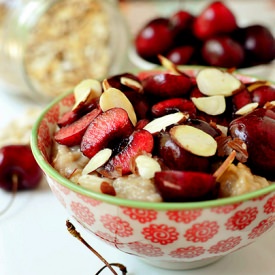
[78,174,113,193]
[191,95,226,115]
[264,100,275,108]
[197,68,242,97]
[135,155,161,179]
[102,78,111,92]
[120,77,143,93]
[82,148,112,175]
[170,125,217,157]
[247,80,271,92]
[216,124,228,136]
[213,150,236,180]
[72,79,102,111]
[99,87,137,126]
[143,112,187,134]
[158,55,181,75]
[235,102,259,115]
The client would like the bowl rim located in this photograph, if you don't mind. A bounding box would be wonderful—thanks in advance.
[31,66,275,211]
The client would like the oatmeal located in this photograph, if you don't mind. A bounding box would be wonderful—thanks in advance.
[51,66,275,202]
[25,0,111,97]
[218,163,270,197]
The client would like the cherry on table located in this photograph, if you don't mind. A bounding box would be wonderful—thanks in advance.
[0,144,43,191]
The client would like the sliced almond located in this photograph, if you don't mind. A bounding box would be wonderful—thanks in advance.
[191,95,226,115]
[143,112,187,134]
[72,79,102,111]
[170,125,217,157]
[158,55,181,75]
[213,150,236,180]
[216,124,228,136]
[135,155,161,179]
[247,80,271,92]
[120,77,143,93]
[78,174,113,193]
[102,78,111,92]
[197,68,243,97]
[82,148,112,175]
[264,100,275,109]
[99,87,137,126]
[235,102,259,115]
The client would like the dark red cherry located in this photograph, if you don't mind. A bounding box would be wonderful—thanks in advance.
[193,1,237,40]
[166,46,194,65]
[135,18,174,61]
[155,170,217,202]
[0,145,43,191]
[157,131,210,173]
[229,108,275,180]
[251,85,275,107]
[202,36,244,68]
[240,25,275,65]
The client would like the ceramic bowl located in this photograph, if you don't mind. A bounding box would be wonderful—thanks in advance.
[31,67,275,270]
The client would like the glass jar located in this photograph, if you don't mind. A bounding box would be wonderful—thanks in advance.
[0,0,129,101]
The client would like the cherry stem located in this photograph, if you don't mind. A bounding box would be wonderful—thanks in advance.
[66,220,127,275]
[0,174,18,216]
[95,263,127,275]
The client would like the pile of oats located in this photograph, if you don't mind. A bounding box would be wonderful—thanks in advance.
[25,0,111,98]
[0,108,42,146]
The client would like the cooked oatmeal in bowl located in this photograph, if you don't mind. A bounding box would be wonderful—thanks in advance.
[49,64,274,203]
[31,65,275,270]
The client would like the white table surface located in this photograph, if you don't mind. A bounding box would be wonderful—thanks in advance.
[1,1,275,273]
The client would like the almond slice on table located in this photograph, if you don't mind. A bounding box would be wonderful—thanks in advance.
[135,155,161,179]
[143,112,187,134]
[82,148,112,175]
[196,68,243,97]
[191,95,226,115]
[99,87,137,126]
[170,125,217,157]
[72,79,102,111]
[235,102,259,115]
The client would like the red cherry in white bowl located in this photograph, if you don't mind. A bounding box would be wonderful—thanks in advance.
[131,1,275,73]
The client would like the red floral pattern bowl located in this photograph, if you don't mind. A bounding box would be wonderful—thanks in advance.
[31,67,275,270]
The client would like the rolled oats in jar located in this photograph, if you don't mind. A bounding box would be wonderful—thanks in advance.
[0,0,128,101]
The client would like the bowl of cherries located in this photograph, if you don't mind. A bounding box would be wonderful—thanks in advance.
[31,62,275,270]
[130,1,275,79]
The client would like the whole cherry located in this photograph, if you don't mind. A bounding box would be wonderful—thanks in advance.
[192,1,237,40]
[202,36,244,68]
[0,145,43,191]
[239,25,275,65]
[229,108,275,180]
[135,18,174,61]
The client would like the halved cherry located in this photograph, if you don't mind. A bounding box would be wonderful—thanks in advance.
[99,129,154,178]
[81,108,134,158]
[155,170,217,202]
[55,108,102,147]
